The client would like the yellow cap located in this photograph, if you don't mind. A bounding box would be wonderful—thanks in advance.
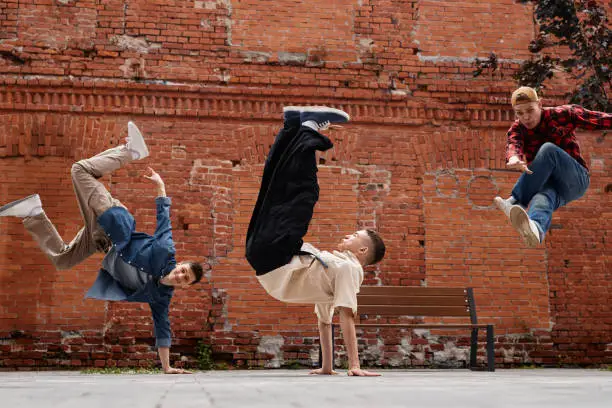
[511,86,539,107]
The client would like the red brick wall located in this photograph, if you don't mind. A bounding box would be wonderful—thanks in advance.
[1,1,610,369]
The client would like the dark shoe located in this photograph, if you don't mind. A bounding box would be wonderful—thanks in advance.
[282,106,302,127]
[300,107,349,131]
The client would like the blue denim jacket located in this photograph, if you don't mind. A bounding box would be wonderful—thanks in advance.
[85,197,176,348]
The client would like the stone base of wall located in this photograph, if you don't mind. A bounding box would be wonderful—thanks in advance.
[4,329,609,371]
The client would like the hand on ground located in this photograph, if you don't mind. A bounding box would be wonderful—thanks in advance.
[309,368,338,375]
[347,368,381,377]
[164,367,192,374]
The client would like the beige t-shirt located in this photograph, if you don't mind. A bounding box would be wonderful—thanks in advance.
[257,243,364,324]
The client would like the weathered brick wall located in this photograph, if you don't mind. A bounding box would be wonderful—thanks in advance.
[1,0,610,369]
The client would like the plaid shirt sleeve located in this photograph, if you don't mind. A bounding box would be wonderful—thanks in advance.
[505,121,524,162]
[569,105,612,131]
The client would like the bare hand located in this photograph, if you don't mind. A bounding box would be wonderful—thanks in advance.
[143,167,165,185]
[347,368,381,377]
[309,368,338,375]
[164,367,192,374]
[507,156,533,174]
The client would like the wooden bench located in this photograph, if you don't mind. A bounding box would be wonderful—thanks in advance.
[320,286,495,371]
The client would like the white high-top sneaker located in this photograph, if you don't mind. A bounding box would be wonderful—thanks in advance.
[0,194,43,218]
[494,196,515,219]
[509,205,542,248]
[126,121,149,160]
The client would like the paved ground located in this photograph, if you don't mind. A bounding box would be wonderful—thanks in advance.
[1,369,610,408]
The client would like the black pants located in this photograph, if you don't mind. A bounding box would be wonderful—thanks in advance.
[245,124,333,275]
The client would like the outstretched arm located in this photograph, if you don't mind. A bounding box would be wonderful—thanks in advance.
[144,167,167,197]
[150,302,191,374]
[338,307,380,377]
[569,105,612,131]
[144,167,174,241]
[505,123,532,174]
[309,320,338,375]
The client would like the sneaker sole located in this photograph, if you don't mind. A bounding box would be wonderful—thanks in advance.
[283,106,350,121]
[127,121,149,159]
[510,206,539,248]
[0,194,40,216]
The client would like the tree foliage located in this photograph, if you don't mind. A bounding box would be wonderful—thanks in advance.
[515,0,611,111]
[474,1,611,111]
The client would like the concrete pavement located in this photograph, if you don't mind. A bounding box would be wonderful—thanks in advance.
[1,369,610,408]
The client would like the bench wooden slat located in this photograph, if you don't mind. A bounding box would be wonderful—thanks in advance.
[358,294,468,307]
[358,305,470,317]
[323,285,496,372]
[355,324,490,328]
[359,286,466,297]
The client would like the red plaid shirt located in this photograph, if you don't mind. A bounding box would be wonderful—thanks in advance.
[506,105,612,170]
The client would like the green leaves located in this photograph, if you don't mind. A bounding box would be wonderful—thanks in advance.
[515,0,611,111]
[473,53,499,77]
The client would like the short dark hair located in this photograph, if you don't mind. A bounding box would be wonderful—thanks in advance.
[188,261,205,284]
[365,229,386,266]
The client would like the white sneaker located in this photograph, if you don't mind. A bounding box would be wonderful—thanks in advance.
[285,105,351,116]
[494,196,513,219]
[126,121,149,160]
[0,194,43,218]
[303,120,332,131]
[509,205,541,248]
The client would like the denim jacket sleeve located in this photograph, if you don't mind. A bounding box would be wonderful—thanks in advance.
[154,197,176,254]
[154,197,173,240]
[150,300,172,348]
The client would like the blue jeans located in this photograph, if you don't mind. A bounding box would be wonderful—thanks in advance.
[511,143,590,238]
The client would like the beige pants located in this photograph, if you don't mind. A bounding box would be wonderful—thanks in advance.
[23,146,132,270]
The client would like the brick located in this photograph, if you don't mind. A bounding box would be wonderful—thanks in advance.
[0,0,610,371]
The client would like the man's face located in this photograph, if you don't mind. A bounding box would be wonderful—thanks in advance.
[166,263,196,288]
[337,230,370,256]
[513,101,542,129]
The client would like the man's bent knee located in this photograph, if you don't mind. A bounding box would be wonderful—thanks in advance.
[246,240,287,275]
[70,162,88,181]
[530,193,555,210]
[537,142,560,157]
[71,162,82,176]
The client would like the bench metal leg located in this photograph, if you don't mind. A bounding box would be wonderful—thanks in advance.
[486,324,495,372]
[470,328,478,370]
